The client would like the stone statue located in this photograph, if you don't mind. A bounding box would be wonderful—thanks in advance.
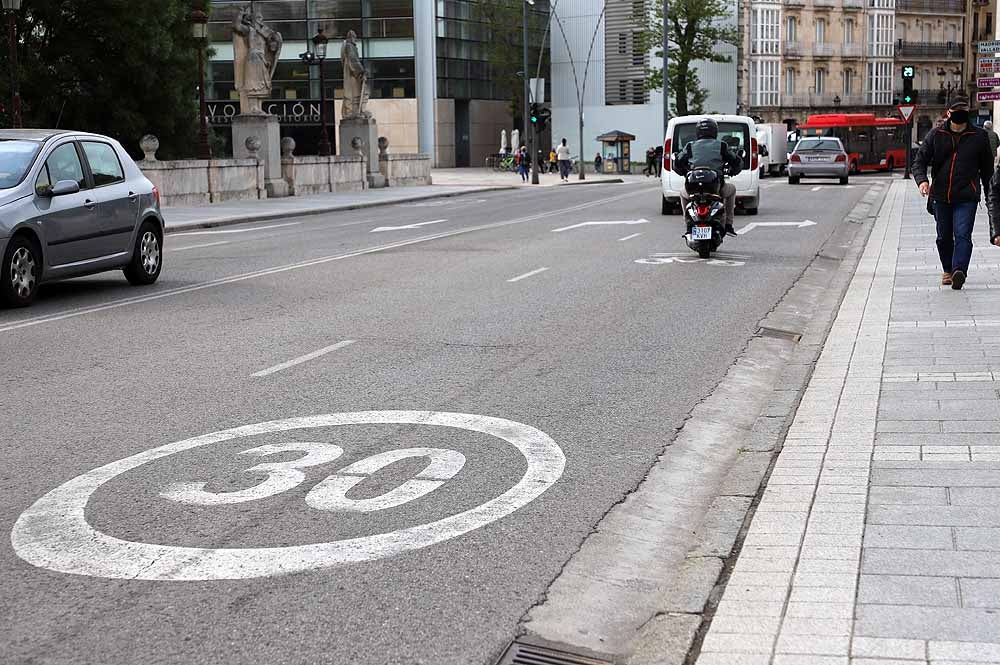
[232,5,283,115]
[500,129,508,154]
[512,129,520,152]
[341,30,371,119]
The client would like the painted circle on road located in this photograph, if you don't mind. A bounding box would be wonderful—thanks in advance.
[11,411,565,581]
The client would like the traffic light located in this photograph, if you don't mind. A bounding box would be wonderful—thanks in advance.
[528,103,551,131]
[901,65,917,104]
[529,102,540,126]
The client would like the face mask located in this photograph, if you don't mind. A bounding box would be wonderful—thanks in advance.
[950,110,970,124]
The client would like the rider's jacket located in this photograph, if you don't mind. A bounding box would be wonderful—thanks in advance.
[675,138,743,179]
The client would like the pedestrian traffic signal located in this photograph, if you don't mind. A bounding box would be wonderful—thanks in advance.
[902,65,916,79]
[530,103,540,125]
[529,103,551,131]
[902,91,918,104]
[901,65,916,104]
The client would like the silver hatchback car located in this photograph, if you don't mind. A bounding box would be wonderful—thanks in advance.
[0,129,164,307]
[787,137,850,185]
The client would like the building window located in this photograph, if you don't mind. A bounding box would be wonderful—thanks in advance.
[751,58,780,106]
[752,7,780,55]
[868,60,893,105]
[921,23,931,42]
[785,67,795,96]
[949,23,958,43]
[618,33,628,54]
[786,16,797,42]
[632,32,644,65]
[845,19,855,44]
[868,13,894,57]
[815,68,826,95]
[844,69,854,95]
[816,18,826,43]
[895,22,906,41]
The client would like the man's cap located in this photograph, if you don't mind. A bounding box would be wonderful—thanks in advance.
[948,97,970,111]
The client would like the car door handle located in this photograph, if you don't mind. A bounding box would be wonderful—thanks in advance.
[128,191,138,203]
[84,199,96,210]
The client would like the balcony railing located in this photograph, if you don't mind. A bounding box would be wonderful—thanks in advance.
[784,42,804,57]
[813,43,837,57]
[813,0,837,7]
[896,0,965,13]
[895,40,964,59]
[782,0,806,6]
[842,44,864,58]
[842,0,864,9]
[782,93,892,107]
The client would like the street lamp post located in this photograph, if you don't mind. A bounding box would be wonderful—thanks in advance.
[313,28,331,156]
[3,0,22,129]
[523,1,538,185]
[190,9,211,160]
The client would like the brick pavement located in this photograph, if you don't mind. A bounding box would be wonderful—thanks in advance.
[695,180,1000,665]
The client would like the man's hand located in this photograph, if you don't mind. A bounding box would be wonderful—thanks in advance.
[993,236,1000,247]
[918,182,930,196]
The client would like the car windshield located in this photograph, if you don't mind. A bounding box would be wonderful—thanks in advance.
[798,139,841,152]
[0,140,42,189]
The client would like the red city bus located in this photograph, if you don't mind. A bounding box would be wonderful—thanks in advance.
[793,113,907,174]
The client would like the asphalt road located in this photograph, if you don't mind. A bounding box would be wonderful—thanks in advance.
[0,174,889,665]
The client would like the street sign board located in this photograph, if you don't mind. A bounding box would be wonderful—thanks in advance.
[529,77,545,104]
[980,41,1000,54]
[897,104,917,123]
[979,77,1000,88]
[978,91,1000,102]
[981,57,1000,72]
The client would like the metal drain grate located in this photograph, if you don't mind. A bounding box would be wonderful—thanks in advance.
[495,640,612,665]
[757,326,802,343]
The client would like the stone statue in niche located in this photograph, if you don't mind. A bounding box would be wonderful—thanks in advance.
[232,5,283,115]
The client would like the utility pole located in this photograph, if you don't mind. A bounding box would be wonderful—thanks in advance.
[662,0,669,132]
[523,2,538,185]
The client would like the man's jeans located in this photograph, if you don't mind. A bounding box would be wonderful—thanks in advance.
[933,200,978,273]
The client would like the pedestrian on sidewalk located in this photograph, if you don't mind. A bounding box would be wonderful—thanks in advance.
[548,148,557,173]
[912,98,994,290]
[556,138,572,181]
[594,153,603,174]
[517,146,529,182]
[986,121,1000,163]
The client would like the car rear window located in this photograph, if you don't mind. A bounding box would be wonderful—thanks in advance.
[0,140,41,189]
[797,139,841,151]
[673,121,752,169]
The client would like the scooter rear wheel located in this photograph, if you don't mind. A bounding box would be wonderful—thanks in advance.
[697,243,711,259]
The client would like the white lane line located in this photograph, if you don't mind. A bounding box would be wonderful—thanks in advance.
[167,240,232,252]
[370,219,447,233]
[171,222,301,236]
[0,186,652,335]
[252,340,356,378]
[810,186,823,192]
[507,267,549,283]
[617,233,642,241]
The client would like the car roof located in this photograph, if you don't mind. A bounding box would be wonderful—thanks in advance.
[0,129,114,142]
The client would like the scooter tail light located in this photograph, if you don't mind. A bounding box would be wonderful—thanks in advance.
[696,203,711,217]
[663,138,672,169]
[751,137,759,171]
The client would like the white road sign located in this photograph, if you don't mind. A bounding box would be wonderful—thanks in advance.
[980,41,1000,54]
[11,411,566,581]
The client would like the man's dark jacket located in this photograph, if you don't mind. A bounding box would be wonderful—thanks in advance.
[674,138,743,179]
[912,124,993,205]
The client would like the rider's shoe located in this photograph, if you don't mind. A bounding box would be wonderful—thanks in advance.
[725,223,737,236]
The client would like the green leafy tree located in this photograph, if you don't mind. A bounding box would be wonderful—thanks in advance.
[634,0,739,116]
[1,0,205,159]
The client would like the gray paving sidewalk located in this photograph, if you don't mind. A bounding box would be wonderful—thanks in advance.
[161,184,509,232]
[695,181,1000,665]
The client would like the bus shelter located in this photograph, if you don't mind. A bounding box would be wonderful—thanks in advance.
[596,130,636,174]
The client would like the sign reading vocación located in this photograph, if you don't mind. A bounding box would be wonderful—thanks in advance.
[207,100,331,125]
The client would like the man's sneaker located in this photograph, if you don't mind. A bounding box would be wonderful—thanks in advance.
[725,224,737,236]
[951,269,966,290]
[942,272,953,285]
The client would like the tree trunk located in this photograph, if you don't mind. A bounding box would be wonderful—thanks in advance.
[675,64,689,116]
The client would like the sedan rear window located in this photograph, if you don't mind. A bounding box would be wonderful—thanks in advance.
[0,140,41,189]
[798,139,842,151]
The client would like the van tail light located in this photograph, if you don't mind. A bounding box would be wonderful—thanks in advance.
[152,186,160,207]
[663,138,672,170]
[696,203,711,218]
[835,153,847,162]
[751,137,759,171]
[790,154,801,163]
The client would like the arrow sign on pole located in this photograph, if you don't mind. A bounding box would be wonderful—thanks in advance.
[550,219,651,233]
[737,220,817,235]
[897,105,917,123]
[370,218,448,232]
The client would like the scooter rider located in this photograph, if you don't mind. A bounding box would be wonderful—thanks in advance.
[675,118,743,236]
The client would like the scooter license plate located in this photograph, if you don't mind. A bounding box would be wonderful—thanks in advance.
[691,226,712,241]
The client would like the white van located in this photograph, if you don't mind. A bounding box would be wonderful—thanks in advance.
[660,114,761,215]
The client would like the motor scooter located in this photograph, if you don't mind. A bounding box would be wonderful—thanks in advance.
[682,167,728,259]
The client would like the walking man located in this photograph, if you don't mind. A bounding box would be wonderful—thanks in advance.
[517,146,529,183]
[913,98,994,290]
[556,138,572,182]
[986,121,1000,163]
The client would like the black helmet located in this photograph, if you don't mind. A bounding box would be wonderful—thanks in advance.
[695,118,718,139]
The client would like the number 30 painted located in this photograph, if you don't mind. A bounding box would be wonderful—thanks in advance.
[161,443,466,513]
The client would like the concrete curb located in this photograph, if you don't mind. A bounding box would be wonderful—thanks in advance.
[162,185,516,234]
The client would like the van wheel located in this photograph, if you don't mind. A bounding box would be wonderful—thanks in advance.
[661,195,671,215]
[788,175,800,185]
[745,206,759,216]
[886,158,895,173]
[840,176,849,185]
[850,160,860,175]
[1,235,41,307]
[124,221,163,286]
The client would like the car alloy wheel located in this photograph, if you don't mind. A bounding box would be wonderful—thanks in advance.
[10,246,36,300]
[140,230,160,276]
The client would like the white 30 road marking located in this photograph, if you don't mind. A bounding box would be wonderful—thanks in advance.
[636,256,746,266]
[0,187,650,335]
[172,222,301,236]
[551,219,650,233]
[507,267,549,283]
[251,340,356,377]
[370,219,447,233]
[11,411,565,581]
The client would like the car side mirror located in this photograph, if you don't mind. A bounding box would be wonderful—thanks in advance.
[45,180,81,197]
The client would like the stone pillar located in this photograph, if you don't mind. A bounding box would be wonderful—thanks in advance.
[232,114,289,198]
[413,0,437,162]
[340,116,386,188]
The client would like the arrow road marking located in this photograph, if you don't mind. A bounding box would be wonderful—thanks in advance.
[551,219,651,233]
[371,219,448,233]
[737,220,817,235]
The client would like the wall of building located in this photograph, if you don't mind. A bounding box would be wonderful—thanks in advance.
[469,100,511,166]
